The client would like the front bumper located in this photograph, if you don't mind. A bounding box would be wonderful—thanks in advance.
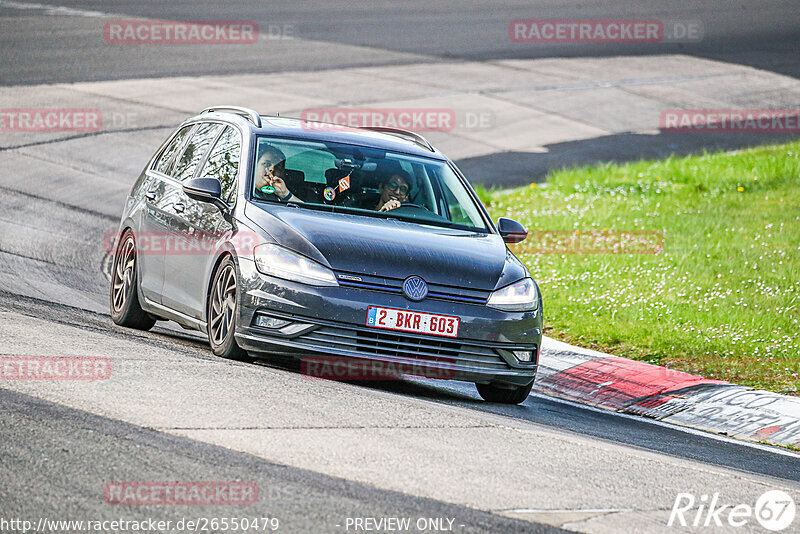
[234,258,542,386]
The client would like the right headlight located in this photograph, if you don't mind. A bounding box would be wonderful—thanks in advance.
[253,243,338,287]
[487,277,539,312]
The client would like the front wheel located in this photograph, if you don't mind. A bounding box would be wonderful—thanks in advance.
[110,230,156,331]
[475,381,533,404]
[207,256,251,361]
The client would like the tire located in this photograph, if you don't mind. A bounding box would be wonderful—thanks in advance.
[207,256,251,361]
[475,381,533,404]
[110,229,156,331]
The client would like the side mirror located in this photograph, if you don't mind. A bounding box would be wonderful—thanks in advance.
[183,178,226,211]
[497,217,528,244]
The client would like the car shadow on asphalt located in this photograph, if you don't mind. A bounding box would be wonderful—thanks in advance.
[456,130,800,186]
[143,326,511,406]
[251,352,481,403]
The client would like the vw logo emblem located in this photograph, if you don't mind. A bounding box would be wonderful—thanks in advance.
[403,276,428,301]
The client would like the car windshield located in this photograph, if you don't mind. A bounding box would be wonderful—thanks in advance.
[251,136,489,232]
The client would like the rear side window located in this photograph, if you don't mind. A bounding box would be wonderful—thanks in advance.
[173,123,223,182]
[198,126,241,202]
[154,125,193,175]
[284,148,336,184]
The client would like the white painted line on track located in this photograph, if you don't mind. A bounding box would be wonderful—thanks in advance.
[499,508,634,514]
[0,1,112,17]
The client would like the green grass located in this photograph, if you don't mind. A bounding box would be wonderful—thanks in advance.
[484,141,800,395]
[759,440,800,451]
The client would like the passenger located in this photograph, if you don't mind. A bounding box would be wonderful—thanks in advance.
[254,146,301,203]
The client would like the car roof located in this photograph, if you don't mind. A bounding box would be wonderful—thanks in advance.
[191,109,449,161]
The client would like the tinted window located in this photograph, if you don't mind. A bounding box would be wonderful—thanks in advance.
[173,123,222,182]
[154,125,193,175]
[198,126,241,202]
[252,136,488,232]
[438,169,481,226]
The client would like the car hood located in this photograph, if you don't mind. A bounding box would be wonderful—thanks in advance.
[245,203,516,291]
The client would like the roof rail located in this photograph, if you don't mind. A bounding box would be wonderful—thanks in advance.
[201,106,262,127]
[360,126,435,152]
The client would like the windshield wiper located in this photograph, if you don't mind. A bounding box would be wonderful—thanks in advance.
[255,197,484,231]
[377,212,482,231]
[255,197,336,213]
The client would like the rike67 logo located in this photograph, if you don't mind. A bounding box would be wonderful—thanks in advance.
[668,490,796,531]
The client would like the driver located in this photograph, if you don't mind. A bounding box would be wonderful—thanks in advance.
[375,171,411,212]
[254,146,301,203]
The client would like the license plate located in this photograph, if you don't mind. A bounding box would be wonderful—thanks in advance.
[366,306,459,338]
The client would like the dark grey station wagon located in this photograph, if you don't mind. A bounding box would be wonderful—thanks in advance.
[111,106,542,404]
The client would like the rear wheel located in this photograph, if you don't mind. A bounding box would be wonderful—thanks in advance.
[110,230,156,331]
[475,381,533,404]
[207,256,250,361]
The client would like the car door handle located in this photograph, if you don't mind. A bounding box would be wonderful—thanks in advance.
[172,202,185,213]
[145,190,157,201]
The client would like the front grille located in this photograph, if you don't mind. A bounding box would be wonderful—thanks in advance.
[298,325,509,371]
[335,270,489,305]
[355,329,460,362]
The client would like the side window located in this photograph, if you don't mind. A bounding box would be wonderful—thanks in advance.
[154,125,193,175]
[199,126,241,202]
[437,170,480,226]
[172,123,223,182]
[441,184,468,224]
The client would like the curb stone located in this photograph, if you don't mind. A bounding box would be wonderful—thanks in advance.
[536,336,800,449]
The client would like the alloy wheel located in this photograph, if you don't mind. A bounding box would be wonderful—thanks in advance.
[111,236,136,313]
[209,264,237,345]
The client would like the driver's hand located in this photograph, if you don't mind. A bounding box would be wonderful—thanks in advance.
[379,199,401,212]
[261,170,289,198]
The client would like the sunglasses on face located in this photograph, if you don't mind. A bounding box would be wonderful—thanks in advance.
[385,181,409,195]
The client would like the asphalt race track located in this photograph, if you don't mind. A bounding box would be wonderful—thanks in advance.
[2,0,800,84]
[1,2,799,533]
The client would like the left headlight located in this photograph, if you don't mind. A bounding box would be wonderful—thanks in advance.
[253,243,338,287]
[487,277,540,312]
